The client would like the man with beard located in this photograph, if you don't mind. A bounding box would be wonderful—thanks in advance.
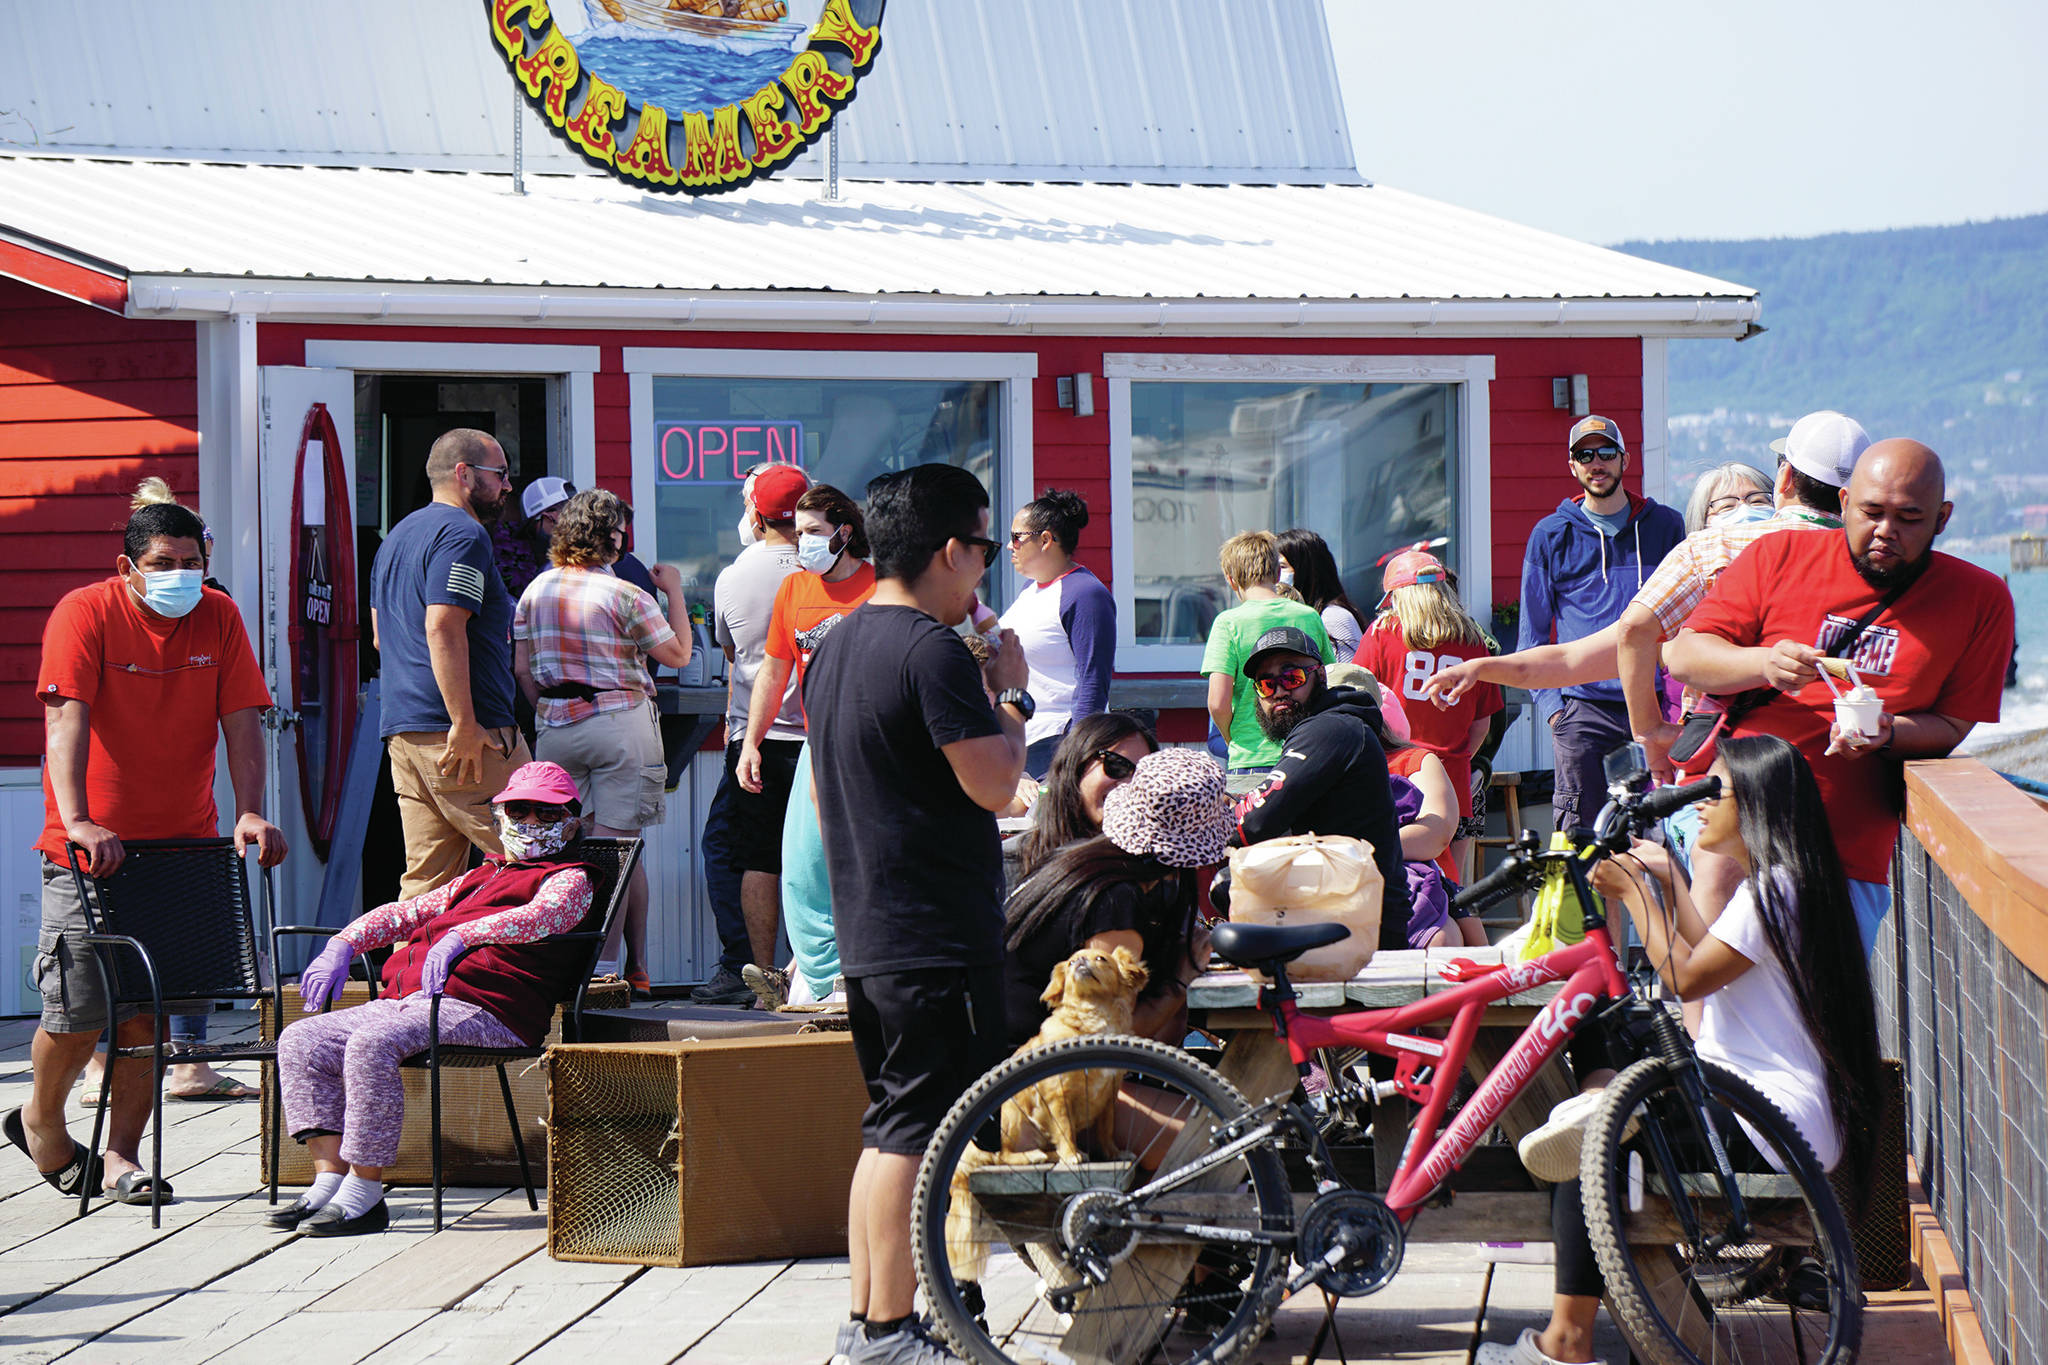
[1232,627,1412,950]
[370,429,533,897]
[1667,439,2014,952]
[1518,415,1684,836]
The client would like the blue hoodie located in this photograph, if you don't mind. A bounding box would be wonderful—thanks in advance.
[1518,490,1685,722]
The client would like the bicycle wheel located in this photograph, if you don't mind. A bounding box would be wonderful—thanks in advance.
[1580,1056,1861,1365]
[913,1035,1294,1365]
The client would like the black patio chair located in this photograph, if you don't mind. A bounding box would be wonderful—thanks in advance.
[372,837,640,1231]
[66,838,298,1228]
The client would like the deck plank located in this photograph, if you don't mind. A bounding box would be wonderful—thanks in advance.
[678,1258,853,1363]
[305,1192,546,1313]
[202,1308,442,1365]
[362,1250,645,1365]
[519,1261,789,1364]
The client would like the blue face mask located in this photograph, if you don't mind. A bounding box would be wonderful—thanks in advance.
[132,568,203,619]
[1710,501,1777,530]
[796,531,844,576]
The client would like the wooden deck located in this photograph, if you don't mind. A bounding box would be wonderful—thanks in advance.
[0,1011,1956,1364]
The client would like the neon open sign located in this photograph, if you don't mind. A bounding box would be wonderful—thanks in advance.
[657,421,805,483]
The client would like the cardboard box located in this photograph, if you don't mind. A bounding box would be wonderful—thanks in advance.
[546,1034,868,1267]
[259,978,627,1187]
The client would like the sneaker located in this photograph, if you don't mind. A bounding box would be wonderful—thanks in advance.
[742,964,789,1011]
[1516,1090,1638,1184]
[849,1318,959,1364]
[1474,1328,1606,1364]
[690,967,754,1006]
[829,1318,861,1365]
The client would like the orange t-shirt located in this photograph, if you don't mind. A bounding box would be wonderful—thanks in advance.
[764,562,878,688]
[36,579,273,861]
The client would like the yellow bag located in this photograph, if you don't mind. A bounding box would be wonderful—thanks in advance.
[1227,834,1383,982]
[1517,831,1589,960]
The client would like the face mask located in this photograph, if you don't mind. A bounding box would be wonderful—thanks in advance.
[498,814,574,862]
[1710,501,1777,529]
[737,504,760,547]
[1277,567,1296,587]
[796,532,842,576]
[131,568,203,619]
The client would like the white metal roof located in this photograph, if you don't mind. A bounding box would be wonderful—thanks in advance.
[1,0,1358,184]
[0,156,1757,333]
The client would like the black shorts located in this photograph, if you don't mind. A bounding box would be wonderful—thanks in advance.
[845,964,1008,1155]
[718,737,804,875]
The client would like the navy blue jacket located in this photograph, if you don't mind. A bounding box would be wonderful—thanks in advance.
[1517,491,1684,722]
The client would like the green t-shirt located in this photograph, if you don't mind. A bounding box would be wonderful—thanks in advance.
[1199,597,1334,771]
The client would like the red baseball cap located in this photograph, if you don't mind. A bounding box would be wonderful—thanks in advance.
[750,464,810,521]
[492,761,582,807]
[1377,549,1447,610]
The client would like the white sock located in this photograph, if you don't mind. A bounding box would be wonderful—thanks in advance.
[329,1173,384,1219]
[303,1170,344,1211]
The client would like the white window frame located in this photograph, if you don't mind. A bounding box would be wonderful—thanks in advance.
[302,340,601,490]
[1105,352,1494,673]
[622,348,1037,598]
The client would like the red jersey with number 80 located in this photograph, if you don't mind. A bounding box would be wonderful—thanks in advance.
[1354,619,1501,817]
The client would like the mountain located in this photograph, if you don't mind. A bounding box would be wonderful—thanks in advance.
[1615,214,2048,540]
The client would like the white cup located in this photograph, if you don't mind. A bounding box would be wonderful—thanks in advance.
[1834,691,1883,739]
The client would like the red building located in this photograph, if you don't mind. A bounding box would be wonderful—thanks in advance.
[0,0,1755,989]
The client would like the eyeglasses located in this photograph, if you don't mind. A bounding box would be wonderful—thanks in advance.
[1571,446,1624,465]
[502,801,571,823]
[1252,665,1317,698]
[1706,491,1775,516]
[1092,749,1138,781]
[960,535,1001,567]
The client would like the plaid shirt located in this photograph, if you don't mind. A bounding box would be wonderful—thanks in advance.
[514,567,674,728]
[1632,507,1844,640]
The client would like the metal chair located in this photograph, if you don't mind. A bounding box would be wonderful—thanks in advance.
[66,839,288,1227]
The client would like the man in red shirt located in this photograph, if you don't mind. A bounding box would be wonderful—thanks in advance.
[8,499,286,1206]
[1667,440,2013,952]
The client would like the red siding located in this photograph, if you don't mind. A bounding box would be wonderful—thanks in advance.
[0,278,198,764]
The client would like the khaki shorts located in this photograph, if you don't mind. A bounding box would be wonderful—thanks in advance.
[537,699,667,831]
[35,858,140,1035]
[388,726,534,901]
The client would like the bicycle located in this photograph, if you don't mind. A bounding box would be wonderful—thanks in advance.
[912,759,1862,1365]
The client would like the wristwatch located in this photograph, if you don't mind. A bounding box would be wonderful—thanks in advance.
[996,688,1036,722]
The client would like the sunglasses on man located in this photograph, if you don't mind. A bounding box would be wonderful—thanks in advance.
[1252,665,1318,698]
[1570,445,1624,465]
[959,535,1001,567]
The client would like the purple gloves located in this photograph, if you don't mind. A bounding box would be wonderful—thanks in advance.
[298,937,355,1011]
[419,931,467,999]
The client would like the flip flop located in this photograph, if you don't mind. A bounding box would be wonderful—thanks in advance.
[167,1076,260,1102]
[4,1106,102,1197]
[105,1169,174,1205]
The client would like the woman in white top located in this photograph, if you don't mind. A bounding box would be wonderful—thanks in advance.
[1275,528,1364,662]
[999,489,1117,778]
[1480,733,1883,1365]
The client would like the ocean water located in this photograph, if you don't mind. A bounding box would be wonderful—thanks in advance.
[1956,545,2048,747]
[573,28,800,109]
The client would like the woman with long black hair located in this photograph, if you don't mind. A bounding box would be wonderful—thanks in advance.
[1480,733,1883,1364]
[1276,528,1366,661]
[1001,488,1118,777]
[1009,712,1159,883]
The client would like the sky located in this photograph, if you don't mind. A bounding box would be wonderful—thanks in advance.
[1322,0,2048,245]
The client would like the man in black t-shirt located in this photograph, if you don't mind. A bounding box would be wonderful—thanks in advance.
[804,463,1029,1365]
[1232,626,1413,950]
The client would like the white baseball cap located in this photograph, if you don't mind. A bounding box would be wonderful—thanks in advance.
[521,476,575,521]
[1770,411,1870,489]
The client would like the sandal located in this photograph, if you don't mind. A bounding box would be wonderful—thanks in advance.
[167,1076,260,1102]
[4,1106,102,1197]
[105,1169,174,1205]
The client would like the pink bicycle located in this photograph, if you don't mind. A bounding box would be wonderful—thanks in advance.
[914,764,1860,1365]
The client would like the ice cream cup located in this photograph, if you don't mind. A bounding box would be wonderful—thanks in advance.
[1834,687,1883,739]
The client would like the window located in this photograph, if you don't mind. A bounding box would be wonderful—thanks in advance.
[626,351,1037,599]
[1107,354,1492,669]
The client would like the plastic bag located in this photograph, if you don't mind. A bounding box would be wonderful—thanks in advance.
[1227,834,1383,982]
[1517,831,1588,960]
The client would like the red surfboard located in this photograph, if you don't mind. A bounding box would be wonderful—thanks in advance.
[287,403,359,858]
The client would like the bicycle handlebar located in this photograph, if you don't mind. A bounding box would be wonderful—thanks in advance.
[1453,775,1723,916]
[1450,854,1529,914]
[1636,775,1721,824]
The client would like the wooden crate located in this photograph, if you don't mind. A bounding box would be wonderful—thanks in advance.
[259,979,627,1187]
[546,1034,867,1267]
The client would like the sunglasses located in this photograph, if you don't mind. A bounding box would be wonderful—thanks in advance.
[463,461,511,481]
[1252,665,1316,698]
[502,801,572,823]
[1571,446,1624,465]
[1008,528,1046,545]
[960,534,1001,568]
[1092,749,1138,781]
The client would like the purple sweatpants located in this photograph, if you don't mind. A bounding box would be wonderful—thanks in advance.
[277,996,524,1169]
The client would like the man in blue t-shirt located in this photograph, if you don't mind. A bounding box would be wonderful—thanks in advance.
[369,428,531,898]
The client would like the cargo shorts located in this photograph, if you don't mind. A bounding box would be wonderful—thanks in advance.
[35,858,140,1035]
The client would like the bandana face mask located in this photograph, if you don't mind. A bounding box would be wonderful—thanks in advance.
[498,814,575,862]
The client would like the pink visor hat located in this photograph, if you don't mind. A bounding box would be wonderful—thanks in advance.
[1377,549,1448,610]
[492,761,582,807]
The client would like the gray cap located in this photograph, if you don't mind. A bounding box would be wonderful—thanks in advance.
[1242,625,1325,677]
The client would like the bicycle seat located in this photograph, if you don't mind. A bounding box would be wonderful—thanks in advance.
[1210,920,1352,969]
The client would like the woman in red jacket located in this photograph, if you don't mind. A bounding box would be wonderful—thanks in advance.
[270,762,599,1237]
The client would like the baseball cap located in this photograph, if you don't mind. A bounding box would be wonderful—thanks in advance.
[521,476,575,521]
[1377,548,1447,610]
[1242,625,1325,677]
[1567,415,1627,454]
[1769,410,1870,489]
[492,760,581,807]
[750,464,809,521]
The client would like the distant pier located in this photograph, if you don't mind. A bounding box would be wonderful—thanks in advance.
[2015,534,2048,573]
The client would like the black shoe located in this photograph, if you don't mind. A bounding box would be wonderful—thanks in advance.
[302,1197,389,1237]
[691,967,754,1006]
[266,1196,327,1230]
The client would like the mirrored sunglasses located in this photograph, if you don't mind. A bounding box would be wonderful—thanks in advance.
[1252,665,1316,698]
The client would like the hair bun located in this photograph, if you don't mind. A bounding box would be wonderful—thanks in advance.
[1044,488,1088,529]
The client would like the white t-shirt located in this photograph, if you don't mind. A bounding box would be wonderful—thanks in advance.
[713,541,805,744]
[1321,604,1363,663]
[1697,871,1840,1171]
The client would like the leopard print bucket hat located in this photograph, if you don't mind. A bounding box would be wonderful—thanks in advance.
[1100,747,1232,868]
